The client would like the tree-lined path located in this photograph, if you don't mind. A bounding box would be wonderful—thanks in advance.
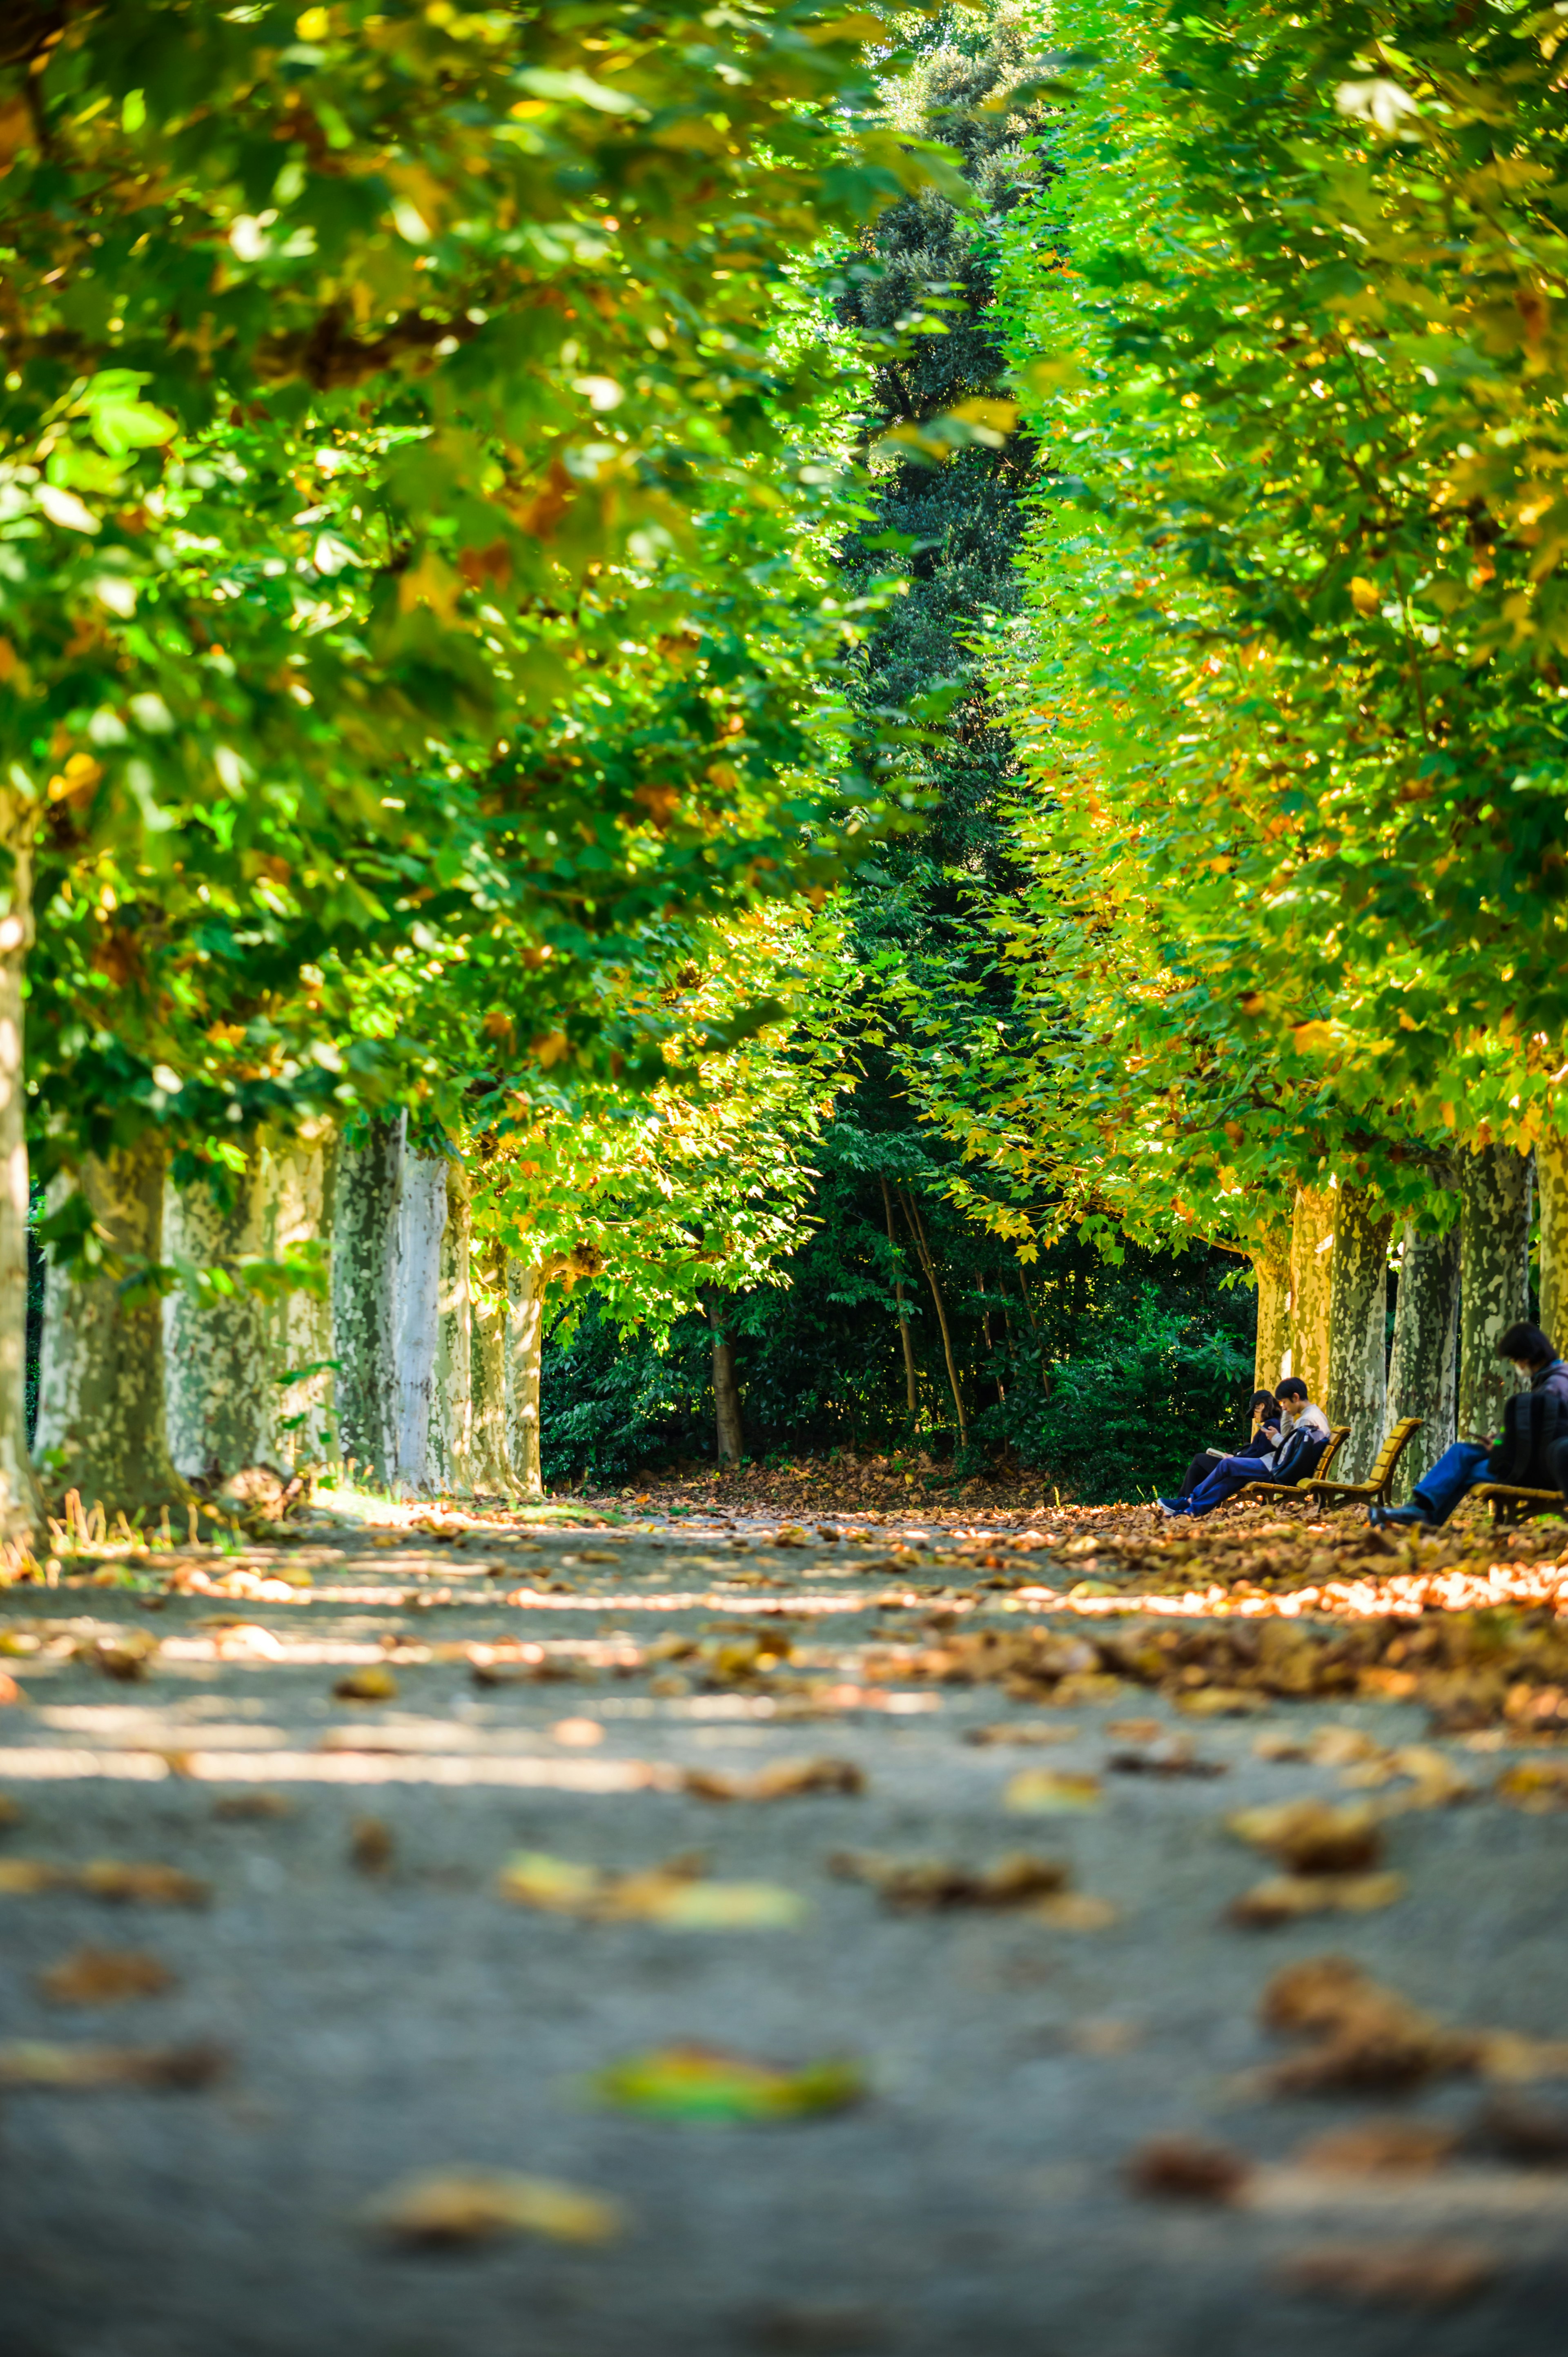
[3,1489,1567,2354]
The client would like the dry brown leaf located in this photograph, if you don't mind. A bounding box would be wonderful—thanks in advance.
[0,1858,64,1894]
[1126,2134,1250,2201]
[1004,1769,1102,1814]
[1294,2120,1459,2176]
[828,1849,1069,1910]
[1230,1871,1405,1927]
[0,1792,21,1826]
[334,1666,399,1702]
[350,1818,394,1876]
[78,1860,210,1907]
[213,1793,293,1821]
[0,2038,227,2089]
[1227,1799,1383,1874]
[1470,2093,1568,2164]
[1494,1761,1568,1811]
[963,1722,1079,1747]
[682,1756,864,1803]
[1470,2030,1568,2083]
[1034,1892,1119,1931]
[38,1946,176,2006]
[359,2168,624,2247]
[1276,2241,1497,2308]
[1175,1687,1266,1718]
[1255,1956,1478,2095]
[1107,1738,1224,1778]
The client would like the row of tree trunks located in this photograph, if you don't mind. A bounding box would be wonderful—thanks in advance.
[1257,1143,1540,1499]
[31,1120,591,1515]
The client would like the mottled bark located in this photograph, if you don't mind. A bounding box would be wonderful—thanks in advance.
[1251,1242,1292,1393]
[1285,1185,1335,1402]
[331,1115,403,1487]
[1458,1144,1532,1443]
[34,1136,187,1514]
[265,1128,338,1470]
[163,1147,274,1480]
[1385,1217,1459,1496]
[707,1290,744,1467]
[431,1158,472,1495]
[506,1257,548,1502]
[470,1239,513,1496]
[1538,1125,1568,1356]
[1325,1192,1392,1481]
[393,1152,445,1493]
[0,818,38,1540]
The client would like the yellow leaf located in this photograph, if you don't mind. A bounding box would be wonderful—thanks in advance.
[360,2169,624,2246]
[1350,576,1381,615]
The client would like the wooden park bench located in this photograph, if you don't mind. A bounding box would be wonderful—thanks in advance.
[1235,1425,1350,1504]
[1472,1481,1566,1529]
[1306,1415,1424,1511]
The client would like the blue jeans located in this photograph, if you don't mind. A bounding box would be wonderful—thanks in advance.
[1183,1453,1265,1517]
[1412,1441,1492,1526]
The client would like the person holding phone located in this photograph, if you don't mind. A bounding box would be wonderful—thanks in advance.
[1159,1377,1330,1518]
[1169,1390,1281,1503]
[1369,1323,1568,1528]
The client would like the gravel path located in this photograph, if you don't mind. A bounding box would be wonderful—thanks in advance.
[2,1504,1566,2357]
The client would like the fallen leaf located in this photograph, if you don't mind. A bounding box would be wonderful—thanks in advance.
[682,1756,864,1802]
[963,1723,1078,1747]
[1254,1956,1479,2094]
[1004,1770,1102,1813]
[1470,2093,1568,2163]
[829,1849,1068,1909]
[1175,1688,1266,1718]
[334,1666,399,1702]
[1494,1761,1568,1811]
[1470,2030,1568,2083]
[38,1946,176,2005]
[1107,1739,1224,1778]
[1126,2134,1250,2201]
[0,1669,24,1704]
[0,1793,21,1825]
[350,1818,394,1876]
[0,2038,227,2089]
[78,1860,210,1907]
[1294,2120,1459,2175]
[359,2168,624,2246]
[590,2045,864,2122]
[1276,2241,1497,2307]
[773,1526,812,1548]
[1230,1871,1405,1927]
[1035,1891,1119,1930]
[552,1718,603,1747]
[213,1793,293,1821]
[0,1858,65,1894]
[1227,1800,1383,1874]
[497,1851,807,1929]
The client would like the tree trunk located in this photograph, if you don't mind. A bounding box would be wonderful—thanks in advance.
[1326,1190,1393,1481]
[1538,1125,1568,1355]
[470,1238,513,1496]
[393,1151,445,1493]
[880,1175,919,1416]
[34,1136,187,1515]
[506,1256,549,1502]
[1458,1143,1532,1443]
[163,1146,275,1480]
[432,1157,472,1495]
[0,820,39,1542]
[900,1188,967,1443]
[1385,1217,1459,1497]
[707,1290,744,1466]
[1285,1184,1335,1402]
[1251,1240,1292,1393]
[331,1114,403,1488]
[265,1127,338,1472]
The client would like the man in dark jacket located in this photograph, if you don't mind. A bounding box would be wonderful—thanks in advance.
[1368,1323,1568,1529]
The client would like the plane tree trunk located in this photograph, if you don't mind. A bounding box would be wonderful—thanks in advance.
[34,1135,187,1517]
[331,1115,403,1488]
[163,1146,274,1481]
[0,815,39,1543]
[432,1157,472,1495]
[1326,1191,1393,1481]
[1385,1214,1459,1497]
[1458,1144,1532,1443]
[393,1151,445,1493]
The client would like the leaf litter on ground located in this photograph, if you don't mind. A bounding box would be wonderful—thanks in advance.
[38,1946,175,2005]
[0,1859,209,1905]
[0,2039,227,2089]
[679,1756,864,1802]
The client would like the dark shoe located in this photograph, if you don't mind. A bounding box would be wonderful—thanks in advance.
[1367,1504,1426,1530]
[1156,1496,1188,1517]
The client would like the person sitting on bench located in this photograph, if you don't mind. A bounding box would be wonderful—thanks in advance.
[1171,1390,1281,1502]
[1368,1323,1568,1529]
[1159,1377,1330,1518]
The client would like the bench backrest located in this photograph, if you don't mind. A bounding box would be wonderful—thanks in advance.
[1361,1414,1423,1489]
